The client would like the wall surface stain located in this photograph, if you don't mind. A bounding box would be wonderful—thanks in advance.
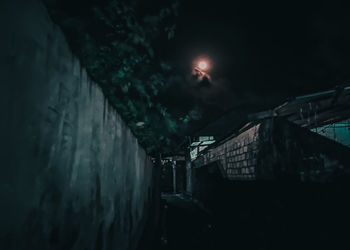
[0,1,155,249]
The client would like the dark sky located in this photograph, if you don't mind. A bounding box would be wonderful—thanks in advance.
[156,0,350,135]
[171,0,350,88]
[46,0,350,137]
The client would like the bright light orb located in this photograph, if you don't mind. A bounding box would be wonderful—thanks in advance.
[198,61,208,70]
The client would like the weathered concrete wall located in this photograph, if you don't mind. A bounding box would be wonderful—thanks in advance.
[0,1,155,249]
[264,118,350,181]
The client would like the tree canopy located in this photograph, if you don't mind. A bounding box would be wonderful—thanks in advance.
[44,0,193,155]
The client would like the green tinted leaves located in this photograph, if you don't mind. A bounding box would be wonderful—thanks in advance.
[46,0,183,154]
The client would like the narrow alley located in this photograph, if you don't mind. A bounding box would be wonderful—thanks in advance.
[2,1,350,250]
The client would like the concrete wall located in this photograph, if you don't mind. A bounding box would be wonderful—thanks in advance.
[264,118,350,181]
[0,1,156,249]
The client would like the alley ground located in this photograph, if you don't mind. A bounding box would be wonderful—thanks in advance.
[160,182,350,250]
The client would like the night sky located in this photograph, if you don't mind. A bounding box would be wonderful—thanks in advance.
[46,0,350,139]
[156,0,350,135]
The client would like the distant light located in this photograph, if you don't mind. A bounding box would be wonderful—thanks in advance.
[198,61,207,70]
[136,122,145,127]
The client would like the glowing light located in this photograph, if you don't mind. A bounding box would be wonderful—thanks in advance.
[198,61,208,70]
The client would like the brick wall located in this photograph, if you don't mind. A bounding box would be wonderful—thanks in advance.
[194,118,350,182]
[198,124,261,180]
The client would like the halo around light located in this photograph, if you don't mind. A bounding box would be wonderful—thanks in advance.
[198,61,208,70]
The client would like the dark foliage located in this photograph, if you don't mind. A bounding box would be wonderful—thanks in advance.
[43,0,190,154]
